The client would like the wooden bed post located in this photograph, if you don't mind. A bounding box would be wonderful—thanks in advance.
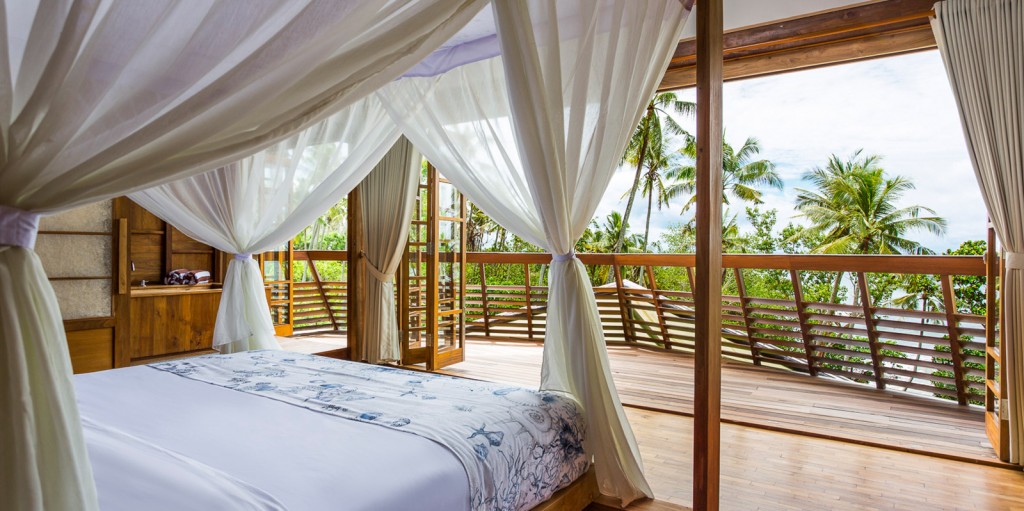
[693,0,724,509]
[347,188,365,361]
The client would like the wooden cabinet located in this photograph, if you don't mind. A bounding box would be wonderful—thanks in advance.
[128,200,224,286]
[129,285,222,361]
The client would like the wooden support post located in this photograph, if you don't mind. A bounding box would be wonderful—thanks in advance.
[856,272,886,389]
[308,257,338,331]
[347,188,365,361]
[479,262,491,337]
[693,0,723,508]
[984,226,1009,460]
[940,274,969,405]
[646,265,671,349]
[985,228,998,410]
[789,270,819,376]
[614,263,636,344]
[112,198,132,368]
[524,263,534,340]
[733,268,760,365]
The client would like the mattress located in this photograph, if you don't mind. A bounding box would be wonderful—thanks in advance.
[75,351,587,511]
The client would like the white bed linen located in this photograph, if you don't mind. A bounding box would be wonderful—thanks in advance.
[75,365,470,511]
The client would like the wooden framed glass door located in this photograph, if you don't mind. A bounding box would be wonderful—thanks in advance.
[400,163,431,365]
[431,171,467,370]
[260,241,293,337]
[399,163,466,369]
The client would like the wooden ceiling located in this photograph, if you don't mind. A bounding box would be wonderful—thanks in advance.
[659,0,938,91]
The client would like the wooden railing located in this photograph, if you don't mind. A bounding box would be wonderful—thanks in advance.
[291,249,998,406]
[292,251,348,334]
[465,252,997,406]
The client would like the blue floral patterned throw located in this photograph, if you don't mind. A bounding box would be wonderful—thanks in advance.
[149,351,588,511]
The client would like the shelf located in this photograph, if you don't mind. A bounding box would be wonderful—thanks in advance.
[131,283,223,297]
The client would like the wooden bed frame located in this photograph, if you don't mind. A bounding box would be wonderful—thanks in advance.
[534,466,598,511]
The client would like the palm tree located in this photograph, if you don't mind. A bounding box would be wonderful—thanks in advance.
[673,210,744,254]
[668,134,783,213]
[612,92,695,253]
[792,150,947,303]
[600,211,642,252]
[631,131,677,252]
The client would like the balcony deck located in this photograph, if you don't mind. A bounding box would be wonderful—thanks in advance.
[441,339,999,465]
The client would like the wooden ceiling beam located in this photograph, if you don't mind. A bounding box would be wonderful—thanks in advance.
[659,0,938,91]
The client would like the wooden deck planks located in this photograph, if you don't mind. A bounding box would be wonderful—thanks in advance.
[282,334,1023,510]
[617,408,1024,511]
[441,339,998,463]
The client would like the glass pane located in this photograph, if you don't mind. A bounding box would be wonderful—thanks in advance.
[262,245,291,282]
[438,181,459,217]
[269,282,290,301]
[270,304,290,324]
[437,317,463,352]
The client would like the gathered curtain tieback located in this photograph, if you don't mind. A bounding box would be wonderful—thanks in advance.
[360,251,393,283]
[551,251,576,263]
[233,253,253,261]
[0,204,41,249]
[1006,252,1024,270]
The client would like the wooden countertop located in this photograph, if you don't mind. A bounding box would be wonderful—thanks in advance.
[130,283,223,297]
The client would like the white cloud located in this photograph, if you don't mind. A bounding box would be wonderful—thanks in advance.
[594,51,988,253]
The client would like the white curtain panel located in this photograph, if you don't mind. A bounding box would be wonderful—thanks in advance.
[933,0,1024,464]
[357,136,422,364]
[383,1,690,504]
[131,96,402,354]
[0,2,483,508]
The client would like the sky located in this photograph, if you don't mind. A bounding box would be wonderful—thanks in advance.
[592,50,988,254]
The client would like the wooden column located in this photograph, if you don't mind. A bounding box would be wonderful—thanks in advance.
[789,270,819,376]
[733,268,760,365]
[524,263,534,340]
[112,198,132,368]
[646,265,672,349]
[940,274,968,405]
[693,0,723,509]
[347,188,365,361]
[984,226,1009,460]
[614,263,636,344]
[479,262,491,337]
[857,272,886,389]
[308,257,338,331]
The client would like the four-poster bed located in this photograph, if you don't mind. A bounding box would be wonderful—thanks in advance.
[78,350,594,511]
[3,0,1021,510]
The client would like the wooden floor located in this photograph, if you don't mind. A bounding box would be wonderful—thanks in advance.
[283,335,1024,510]
[609,407,1024,510]
[443,339,1000,465]
[278,332,347,353]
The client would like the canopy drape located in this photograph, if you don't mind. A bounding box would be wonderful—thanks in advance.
[130,96,402,354]
[932,0,1024,464]
[382,0,690,504]
[0,1,483,508]
[356,136,422,364]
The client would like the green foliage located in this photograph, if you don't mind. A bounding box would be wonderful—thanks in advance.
[614,92,695,253]
[294,199,347,250]
[945,239,987,315]
[791,150,947,256]
[931,341,985,405]
[669,135,784,213]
